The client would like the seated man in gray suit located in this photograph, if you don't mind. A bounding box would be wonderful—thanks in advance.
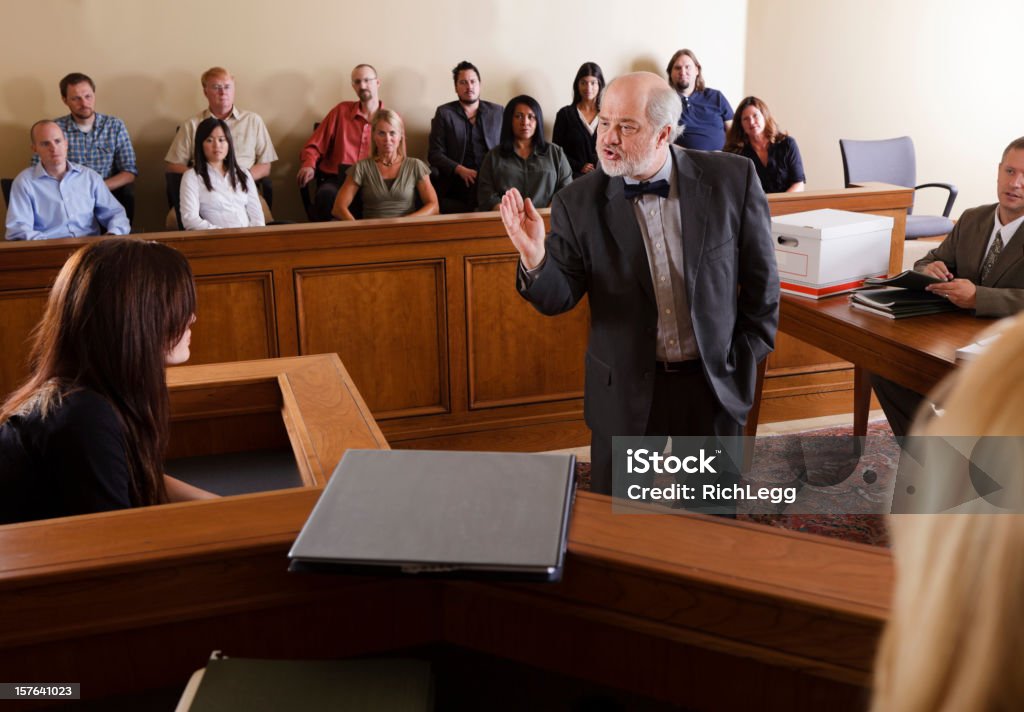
[428,61,502,214]
[500,72,779,496]
[872,136,1024,435]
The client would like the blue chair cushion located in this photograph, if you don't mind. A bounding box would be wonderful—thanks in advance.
[906,214,954,239]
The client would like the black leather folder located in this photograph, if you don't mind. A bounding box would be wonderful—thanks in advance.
[288,449,576,582]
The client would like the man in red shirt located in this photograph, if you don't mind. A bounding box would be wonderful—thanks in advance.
[297,64,382,220]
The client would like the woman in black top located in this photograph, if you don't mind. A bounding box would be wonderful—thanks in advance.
[724,96,806,194]
[0,238,213,524]
[552,62,605,178]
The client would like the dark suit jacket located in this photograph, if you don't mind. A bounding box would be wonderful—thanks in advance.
[427,100,502,195]
[916,203,1024,317]
[518,146,780,435]
[552,105,598,178]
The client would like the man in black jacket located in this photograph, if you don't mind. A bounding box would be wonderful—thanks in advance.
[428,61,503,214]
[500,72,779,495]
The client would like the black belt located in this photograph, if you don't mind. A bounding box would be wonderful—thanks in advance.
[655,360,701,373]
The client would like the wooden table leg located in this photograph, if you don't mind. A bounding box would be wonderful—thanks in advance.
[853,366,871,436]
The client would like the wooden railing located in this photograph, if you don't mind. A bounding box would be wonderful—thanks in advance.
[0,356,891,708]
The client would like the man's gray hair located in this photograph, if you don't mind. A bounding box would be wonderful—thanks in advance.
[603,74,684,143]
[647,83,683,143]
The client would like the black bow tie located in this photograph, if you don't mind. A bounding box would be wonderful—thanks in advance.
[623,179,670,200]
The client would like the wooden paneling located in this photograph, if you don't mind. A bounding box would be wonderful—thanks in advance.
[0,184,915,450]
[295,260,449,419]
[0,289,48,394]
[191,272,277,364]
[465,254,587,408]
[0,357,889,708]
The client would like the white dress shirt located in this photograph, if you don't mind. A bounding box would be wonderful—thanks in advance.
[180,166,265,230]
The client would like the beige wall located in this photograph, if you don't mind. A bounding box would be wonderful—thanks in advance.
[745,0,1023,219]
[0,0,746,231]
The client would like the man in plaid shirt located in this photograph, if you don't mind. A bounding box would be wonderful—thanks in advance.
[35,73,138,218]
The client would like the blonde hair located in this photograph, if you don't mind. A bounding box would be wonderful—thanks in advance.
[200,66,231,88]
[369,108,405,160]
[871,315,1024,712]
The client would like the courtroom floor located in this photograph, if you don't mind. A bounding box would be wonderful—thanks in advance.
[547,410,887,463]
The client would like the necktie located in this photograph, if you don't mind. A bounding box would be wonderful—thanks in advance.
[980,232,1004,283]
[623,179,670,200]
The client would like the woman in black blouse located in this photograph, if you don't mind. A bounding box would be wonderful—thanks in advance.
[0,238,214,524]
[725,96,805,194]
[552,62,605,178]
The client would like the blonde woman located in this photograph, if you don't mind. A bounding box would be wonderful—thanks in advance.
[331,109,438,220]
[871,315,1024,712]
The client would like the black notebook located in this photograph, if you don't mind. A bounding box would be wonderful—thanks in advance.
[288,449,576,582]
[849,287,959,319]
[862,270,945,290]
[186,657,433,712]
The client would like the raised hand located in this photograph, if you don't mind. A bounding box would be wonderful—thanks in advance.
[499,188,546,270]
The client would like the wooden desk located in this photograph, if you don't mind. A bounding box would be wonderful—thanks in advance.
[780,294,994,433]
[0,355,891,710]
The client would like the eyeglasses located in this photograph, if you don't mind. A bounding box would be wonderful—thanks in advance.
[208,84,233,92]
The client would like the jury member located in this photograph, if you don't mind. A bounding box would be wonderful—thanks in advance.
[871,136,1024,436]
[724,96,805,193]
[552,62,605,179]
[298,64,382,221]
[666,49,733,152]
[45,73,137,198]
[331,109,438,220]
[165,67,278,182]
[427,61,503,214]
[477,95,572,211]
[499,72,779,494]
[6,121,129,240]
[0,238,215,525]
[180,118,265,230]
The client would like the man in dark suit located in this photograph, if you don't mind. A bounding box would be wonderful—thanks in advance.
[500,72,780,496]
[428,61,503,214]
[872,136,1024,435]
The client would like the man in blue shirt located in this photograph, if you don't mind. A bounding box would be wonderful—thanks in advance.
[666,49,734,152]
[6,121,130,241]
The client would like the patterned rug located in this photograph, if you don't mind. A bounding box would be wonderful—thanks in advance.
[574,420,896,548]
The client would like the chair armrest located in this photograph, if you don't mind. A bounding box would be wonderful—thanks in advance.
[257,176,273,210]
[914,182,958,217]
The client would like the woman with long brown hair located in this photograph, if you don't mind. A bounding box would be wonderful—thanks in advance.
[724,95,805,193]
[0,238,213,524]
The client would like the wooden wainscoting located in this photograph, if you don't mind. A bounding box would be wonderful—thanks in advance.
[0,183,912,450]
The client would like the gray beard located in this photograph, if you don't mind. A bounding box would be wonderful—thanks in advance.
[599,151,655,179]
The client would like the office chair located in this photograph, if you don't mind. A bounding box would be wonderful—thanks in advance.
[111,184,135,225]
[299,122,320,221]
[1,178,12,208]
[165,172,185,230]
[840,136,958,239]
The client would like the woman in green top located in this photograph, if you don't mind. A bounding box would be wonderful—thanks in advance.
[332,109,439,220]
[476,95,572,211]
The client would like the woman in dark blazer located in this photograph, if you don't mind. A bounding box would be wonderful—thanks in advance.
[552,62,605,179]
